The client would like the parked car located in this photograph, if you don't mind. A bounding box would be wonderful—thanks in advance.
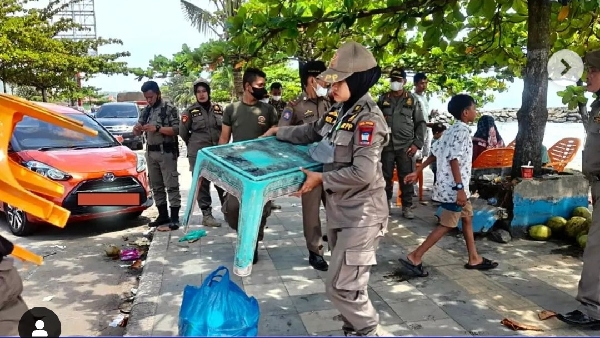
[94,102,145,150]
[3,103,153,236]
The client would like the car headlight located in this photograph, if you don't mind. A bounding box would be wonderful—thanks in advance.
[136,153,147,172]
[25,161,70,181]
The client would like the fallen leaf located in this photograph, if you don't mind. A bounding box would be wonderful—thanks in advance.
[465,46,474,54]
[501,318,543,331]
[558,5,569,22]
[129,259,143,270]
[538,310,557,320]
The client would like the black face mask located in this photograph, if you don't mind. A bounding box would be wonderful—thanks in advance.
[250,86,267,100]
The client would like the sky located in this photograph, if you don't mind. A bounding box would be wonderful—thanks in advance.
[32,0,597,110]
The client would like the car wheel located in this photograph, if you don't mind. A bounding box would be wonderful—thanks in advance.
[5,204,35,236]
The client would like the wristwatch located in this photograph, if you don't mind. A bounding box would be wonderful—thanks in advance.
[452,183,464,191]
[155,125,161,132]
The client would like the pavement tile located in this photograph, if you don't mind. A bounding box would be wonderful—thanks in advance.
[405,317,469,336]
[259,313,309,336]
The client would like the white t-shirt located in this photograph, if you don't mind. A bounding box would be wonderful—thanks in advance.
[430,121,473,203]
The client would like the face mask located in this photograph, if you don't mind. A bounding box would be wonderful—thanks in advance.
[315,85,329,98]
[261,98,270,103]
[250,86,268,100]
[272,95,281,101]
[390,81,403,91]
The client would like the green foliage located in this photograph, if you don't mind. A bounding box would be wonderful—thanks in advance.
[226,0,600,108]
[0,0,130,101]
[160,75,197,107]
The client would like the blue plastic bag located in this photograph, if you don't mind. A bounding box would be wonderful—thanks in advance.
[178,266,260,336]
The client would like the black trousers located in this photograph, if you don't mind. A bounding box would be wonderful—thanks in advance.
[381,148,415,207]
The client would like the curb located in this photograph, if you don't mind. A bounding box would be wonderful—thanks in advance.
[123,229,171,336]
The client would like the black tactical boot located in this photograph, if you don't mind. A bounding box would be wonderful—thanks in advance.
[148,204,170,228]
[309,251,329,271]
[169,206,180,230]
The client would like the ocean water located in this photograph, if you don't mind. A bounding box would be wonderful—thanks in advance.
[478,121,585,170]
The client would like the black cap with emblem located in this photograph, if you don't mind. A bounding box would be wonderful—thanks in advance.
[389,67,407,81]
[301,61,327,88]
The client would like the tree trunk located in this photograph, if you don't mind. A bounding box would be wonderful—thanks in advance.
[41,88,48,102]
[298,61,306,92]
[232,67,244,100]
[2,81,6,93]
[577,79,589,123]
[511,0,552,178]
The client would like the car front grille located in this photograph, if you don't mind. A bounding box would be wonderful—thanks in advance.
[63,176,147,215]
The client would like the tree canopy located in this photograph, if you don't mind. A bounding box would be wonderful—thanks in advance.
[0,0,130,101]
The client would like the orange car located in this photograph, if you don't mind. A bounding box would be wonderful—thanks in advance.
[2,102,153,236]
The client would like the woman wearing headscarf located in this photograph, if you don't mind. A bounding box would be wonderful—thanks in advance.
[472,115,505,161]
[262,41,390,336]
[179,78,226,228]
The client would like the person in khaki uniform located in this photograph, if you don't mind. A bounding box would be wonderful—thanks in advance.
[268,82,287,120]
[180,78,225,227]
[278,60,331,271]
[133,81,182,231]
[0,235,29,336]
[378,68,426,219]
[558,49,600,328]
[218,67,279,265]
[263,41,391,337]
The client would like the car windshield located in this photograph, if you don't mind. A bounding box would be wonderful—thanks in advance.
[13,113,119,151]
[95,104,139,118]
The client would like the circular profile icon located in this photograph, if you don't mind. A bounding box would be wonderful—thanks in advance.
[18,307,61,337]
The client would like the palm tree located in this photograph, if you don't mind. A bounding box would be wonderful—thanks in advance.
[180,0,245,99]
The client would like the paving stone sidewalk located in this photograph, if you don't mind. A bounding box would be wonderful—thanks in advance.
[125,165,596,337]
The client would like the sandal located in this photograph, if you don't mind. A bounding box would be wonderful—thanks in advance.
[464,257,498,270]
[399,257,429,277]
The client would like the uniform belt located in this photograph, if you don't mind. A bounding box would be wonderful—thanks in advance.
[147,143,176,152]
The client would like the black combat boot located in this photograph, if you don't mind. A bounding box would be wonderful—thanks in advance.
[148,204,170,228]
[309,251,329,271]
[169,206,180,230]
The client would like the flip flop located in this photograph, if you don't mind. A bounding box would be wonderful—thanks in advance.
[399,257,429,277]
[464,257,498,270]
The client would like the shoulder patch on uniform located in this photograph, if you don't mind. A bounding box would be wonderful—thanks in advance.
[358,121,375,146]
[181,114,189,123]
[258,115,266,124]
[282,108,292,121]
[213,104,221,112]
[324,110,339,125]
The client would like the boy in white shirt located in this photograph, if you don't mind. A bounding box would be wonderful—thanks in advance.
[400,94,499,277]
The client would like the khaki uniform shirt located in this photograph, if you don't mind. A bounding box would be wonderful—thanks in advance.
[582,98,600,176]
[276,94,389,228]
[137,100,179,145]
[222,101,279,142]
[378,91,426,151]
[278,92,331,127]
[179,102,223,156]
